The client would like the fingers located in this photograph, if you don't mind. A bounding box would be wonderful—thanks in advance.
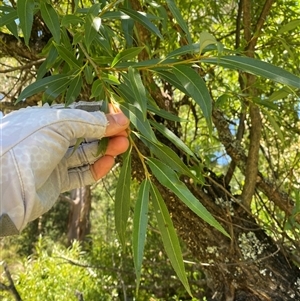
[90,135,130,180]
[105,112,130,137]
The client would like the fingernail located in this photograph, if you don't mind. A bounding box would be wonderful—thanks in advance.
[113,113,129,126]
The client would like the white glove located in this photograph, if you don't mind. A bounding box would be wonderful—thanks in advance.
[0,102,109,236]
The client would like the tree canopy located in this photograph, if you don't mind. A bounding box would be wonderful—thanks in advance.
[1,0,300,300]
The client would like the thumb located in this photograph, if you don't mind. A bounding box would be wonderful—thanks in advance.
[105,112,130,137]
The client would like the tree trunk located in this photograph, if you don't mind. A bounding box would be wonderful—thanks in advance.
[67,186,92,244]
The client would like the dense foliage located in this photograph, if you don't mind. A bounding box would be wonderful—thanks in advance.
[0,0,300,300]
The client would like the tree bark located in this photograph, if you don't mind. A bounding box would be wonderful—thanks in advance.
[67,186,92,245]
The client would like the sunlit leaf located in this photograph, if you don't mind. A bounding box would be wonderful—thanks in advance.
[40,2,60,43]
[150,183,191,296]
[278,19,300,34]
[17,0,35,46]
[147,158,229,237]
[166,0,192,44]
[199,31,218,54]
[111,47,144,67]
[133,179,150,292]
[173,65,212,130]
[202,56,300,89]
[264,110,284,144]
[115,148,132,247]
[120,7,163,40]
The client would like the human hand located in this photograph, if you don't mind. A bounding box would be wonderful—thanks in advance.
[0,102,130,235]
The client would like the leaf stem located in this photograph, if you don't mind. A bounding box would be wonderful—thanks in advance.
[129,134,151,179]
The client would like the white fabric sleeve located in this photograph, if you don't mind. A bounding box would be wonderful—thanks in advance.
[0,103,108,235]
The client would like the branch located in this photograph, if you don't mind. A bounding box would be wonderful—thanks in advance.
[0,59,45,73]
[0,263,22,301]
[241,104,262,208]
[247,0,274,52]
[212,108,300,223]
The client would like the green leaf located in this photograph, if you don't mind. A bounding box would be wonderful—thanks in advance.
[154,69,189,95]
[54,43,81,68]
[115,148,132,248]
[121,3,134,47]
[150,121,197,159]
[84,65,94,84]
[0,9,18,27]
[111,47,144,67]
[120,7,163,40]
[91,79,104,98]
[172,65,212,130]
[278,19,300,34]
[199,31,218,54]
[150,183,191,296]
[17,0,35,46]
[119,103,159,144]
[166,43,200,59]
[140,135,199,183]
[147,158,229,237]
[6,20,19,39]
[44,77,72,101]
[94,137,109,157]
[128,66,148,118]
[85,14,100,50]
[16,74,72,103]
[133,179,150,292]
[147,103,185,122]
[202,56,300,89]
[65,75,82,106]
[267,87,291,102]
[165,0,192,44]
[40,2,60,43]
[61,15,83,28]
[264,110,284,144]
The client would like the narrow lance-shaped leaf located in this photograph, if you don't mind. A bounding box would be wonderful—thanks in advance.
[139,135,200,184]
[40,2,61,43]
[17,0,35,46]
[120,8,163,40]
[165,0,192,44]
[202,56,300,89]
[0,9,18,27]
[16,74,72,103]
[263,110,284,144]
[65,75,82,106]
[115,148,132,248]
[172,65,212,131]
[150,183,192,296]
[150,120,197,159]
[133,179,150,292]
[111,47,144,67]
[54,43,81,69]
[119,103,159,144]
[128,66,148,118]
[44,77,72,101]
[147,158,229,237]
